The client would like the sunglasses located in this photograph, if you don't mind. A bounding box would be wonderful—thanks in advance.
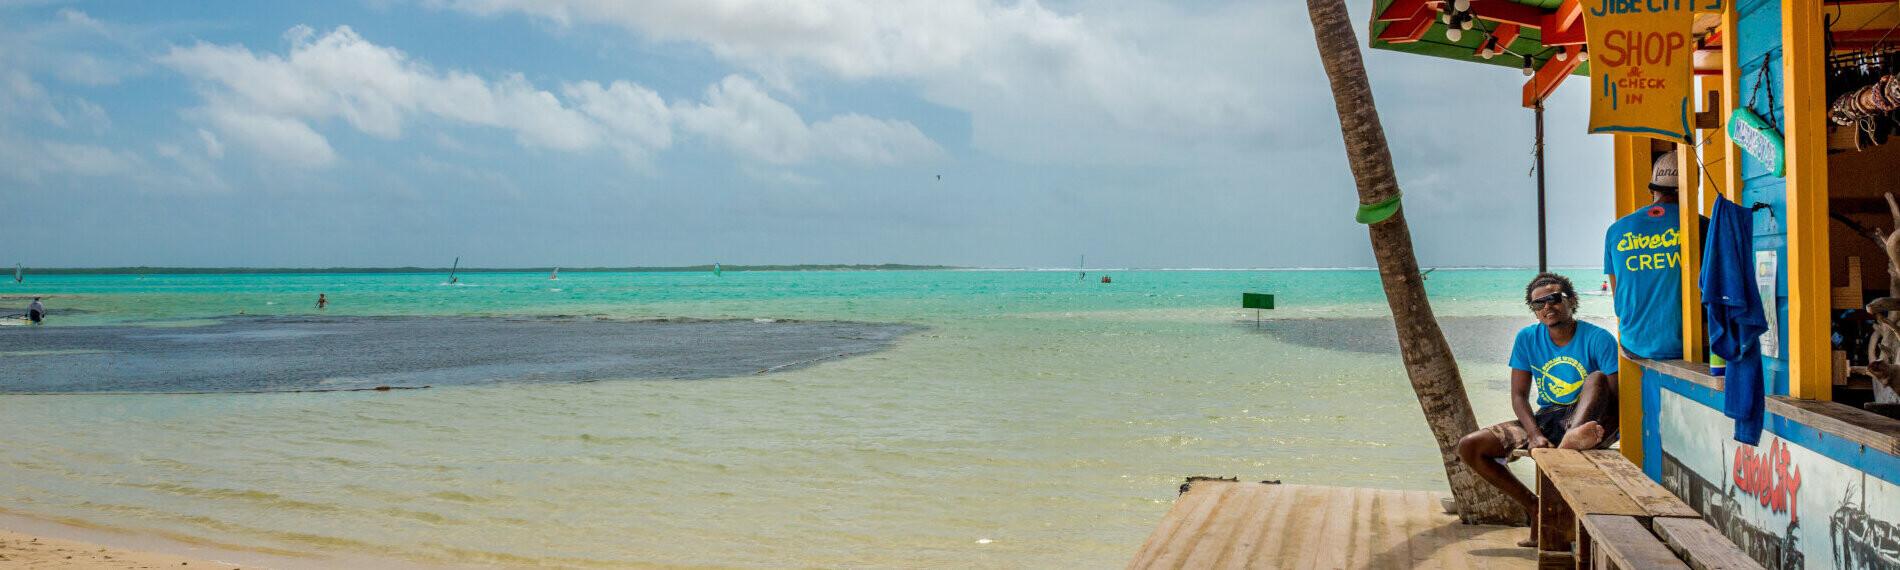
[1527,292,1570,310]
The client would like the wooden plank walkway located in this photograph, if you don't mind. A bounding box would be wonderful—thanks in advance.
[1129,481,1536,570]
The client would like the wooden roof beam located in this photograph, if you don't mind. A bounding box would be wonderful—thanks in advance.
[1468,0,1550,28]
[1479,23,1521,56]
[1376,0,1432,21]
[1540,0,1587,46]
[1378,9,1440,44]
[1523,45,1584,108]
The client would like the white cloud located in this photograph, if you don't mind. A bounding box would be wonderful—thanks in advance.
[159,25,602,164]
[562,80,672,150]
[674,75,811,164]
[434,0,1292,165]
[203,107,336,168]
[2,71,64,125]
[811,114,942,166]
[0,136,143,183]
[196,128,223,158]
[159,25,941,171]
[675,75,941,166]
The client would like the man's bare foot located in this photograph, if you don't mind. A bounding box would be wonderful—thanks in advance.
[1516,516,1539,547]
[1559,421,1605,450]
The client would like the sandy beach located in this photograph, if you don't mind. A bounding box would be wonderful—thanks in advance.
[0,528,222,569]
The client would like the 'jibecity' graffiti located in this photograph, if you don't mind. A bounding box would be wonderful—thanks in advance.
[1735,438,1804,523]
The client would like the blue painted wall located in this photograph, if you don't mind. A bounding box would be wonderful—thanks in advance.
[1732,0,1792,397]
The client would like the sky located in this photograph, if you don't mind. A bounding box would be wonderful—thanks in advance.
[0,1,1616,269]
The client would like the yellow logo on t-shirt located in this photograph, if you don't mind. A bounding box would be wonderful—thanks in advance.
[1616,228,1681,272]
[1536,356,1588,405]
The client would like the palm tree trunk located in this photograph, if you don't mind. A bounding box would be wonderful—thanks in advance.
[1303,0,1524,525]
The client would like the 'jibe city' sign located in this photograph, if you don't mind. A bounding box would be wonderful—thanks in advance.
[1583,0,1697,142]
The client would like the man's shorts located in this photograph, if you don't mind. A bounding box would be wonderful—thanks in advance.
[28,310,42,324]
[1482,404,1619,451]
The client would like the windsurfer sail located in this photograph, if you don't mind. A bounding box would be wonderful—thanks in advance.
[448,257,460,285]
[550,267,559,280]
[12,263,19,284]
[714,263,722,277]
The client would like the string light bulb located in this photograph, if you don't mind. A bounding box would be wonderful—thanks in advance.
[1454,0,1471,11]
[1446,27,1463,42]
[1522,55,1536,76]
[1555,51,1568,62]
[1577,48,1590,62]
[1460,18,1474,30]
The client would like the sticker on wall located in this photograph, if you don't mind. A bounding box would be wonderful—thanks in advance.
[1729,107,1786,177]
[1757,250,1780,358]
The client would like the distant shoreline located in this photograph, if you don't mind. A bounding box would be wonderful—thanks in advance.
[14,265,1602,275]
[19,264,960,275]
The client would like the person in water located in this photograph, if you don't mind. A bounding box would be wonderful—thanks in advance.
[1456,273,1619,546]
[317,293,327,310]
[27,297,44,325]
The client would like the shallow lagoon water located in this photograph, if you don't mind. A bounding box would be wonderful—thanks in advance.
[0,316,914,393]
[0,269,1611,567]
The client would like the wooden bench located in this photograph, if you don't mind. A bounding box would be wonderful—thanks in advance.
[1532,449,1761,570]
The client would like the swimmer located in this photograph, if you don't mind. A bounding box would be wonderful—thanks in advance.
[317,293,327,310]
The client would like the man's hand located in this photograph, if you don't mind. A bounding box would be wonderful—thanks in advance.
[1528,435,1555,449]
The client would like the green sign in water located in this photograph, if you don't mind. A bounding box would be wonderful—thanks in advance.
[1242,293,1275,310]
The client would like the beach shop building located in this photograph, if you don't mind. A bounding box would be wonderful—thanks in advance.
[1369,0,1900,567]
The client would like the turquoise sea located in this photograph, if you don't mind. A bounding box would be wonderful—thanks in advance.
[0,269,1612,568]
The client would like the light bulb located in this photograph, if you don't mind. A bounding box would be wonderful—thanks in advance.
[1454,0,1471,11]
[1578,49,1590,62]
[1445,27,1463,42]
[1460,18,1474,30]
[1522,55,1536,76]
[1556,51,1568,62]
[1441,12,1452,24]
[1481,49,1496,60]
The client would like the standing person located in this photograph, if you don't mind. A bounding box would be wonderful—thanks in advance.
[27,297,44,325]
[1455,273,1620,546]
[317,293,327,310]
[1604,150,1697,360]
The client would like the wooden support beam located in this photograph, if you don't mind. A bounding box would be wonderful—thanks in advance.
[1680,143,1706,363]
[1722,6,1742,202]
[1469,0,1550,28]
[1539,0,1587,46]
[1479,23,1521,56]
[1377,0,1432,21]
[1785,0,1832,401]
[1378,9,1439,44]
[1614,134,1651,468]
[1522,46,1583,108]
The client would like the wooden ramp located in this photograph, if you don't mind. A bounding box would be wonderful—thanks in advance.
[1129,481,1536,570]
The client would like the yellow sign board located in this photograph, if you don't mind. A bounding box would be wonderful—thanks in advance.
[1583,0,1697,142]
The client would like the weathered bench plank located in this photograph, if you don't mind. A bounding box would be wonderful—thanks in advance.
[1533,449,1647,516]
[1580,514,1690,569]
[1651,517,1766,570]
[1582,450,1700,519]
[1129,482,1535,569]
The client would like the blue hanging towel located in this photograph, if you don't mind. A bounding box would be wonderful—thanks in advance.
[1701,196,1770,445]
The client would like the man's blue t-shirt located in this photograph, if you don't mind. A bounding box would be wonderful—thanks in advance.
[1509,321,1620,408]
[1605,202,1686,359]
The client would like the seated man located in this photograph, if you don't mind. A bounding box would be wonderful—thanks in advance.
[1456,273,1620,546]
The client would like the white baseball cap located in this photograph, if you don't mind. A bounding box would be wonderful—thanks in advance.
[1650,150,1679,192]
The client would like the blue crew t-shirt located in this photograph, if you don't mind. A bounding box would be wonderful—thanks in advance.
[1509,321,1620,408]
[1605,202,1686,359]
